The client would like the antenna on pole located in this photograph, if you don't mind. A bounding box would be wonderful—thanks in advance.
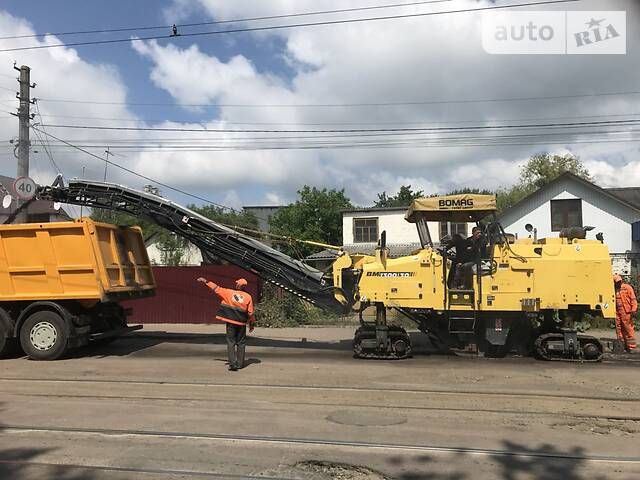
[103,147,111,182]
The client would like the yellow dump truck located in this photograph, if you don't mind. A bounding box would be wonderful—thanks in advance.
[0,219,155,360]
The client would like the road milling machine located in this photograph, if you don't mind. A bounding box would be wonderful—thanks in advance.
[37,179,616,362]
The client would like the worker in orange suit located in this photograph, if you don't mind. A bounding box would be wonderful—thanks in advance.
[197,277,256,370]
[613,274,637,353]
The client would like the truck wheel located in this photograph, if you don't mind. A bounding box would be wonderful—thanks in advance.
[0,325,14,358]
[20,311,69,360]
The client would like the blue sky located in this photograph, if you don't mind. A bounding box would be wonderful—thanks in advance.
[0,0,638,211]
[1,0,291,124]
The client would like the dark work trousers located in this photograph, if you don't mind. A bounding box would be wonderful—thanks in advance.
[226,323,247,369]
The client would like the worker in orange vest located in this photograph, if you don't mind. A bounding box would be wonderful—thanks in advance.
[197,277,256,370]
[613,274,637,353]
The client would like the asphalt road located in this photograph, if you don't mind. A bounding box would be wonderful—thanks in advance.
[0,325,639,480]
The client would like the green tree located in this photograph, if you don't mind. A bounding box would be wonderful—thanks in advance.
[497,153,591,212]
[269,186,352,257]
[519,153,591,189]
[441,187,494,196]
[374,185,424,207]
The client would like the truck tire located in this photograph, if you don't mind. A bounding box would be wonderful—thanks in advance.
[20,311,69,360]
[0,325,13,358]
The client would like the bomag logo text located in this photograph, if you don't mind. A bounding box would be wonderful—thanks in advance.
[366,272,416,277]
[439,198,474,209]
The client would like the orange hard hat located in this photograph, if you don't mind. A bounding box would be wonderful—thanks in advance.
[235,278,248,288]
[613,274,623,282]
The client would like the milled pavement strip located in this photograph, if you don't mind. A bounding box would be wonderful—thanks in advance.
[3,391,640,422]
[4,425,640,464]
[0,458,293,480]
[0,377,638,402]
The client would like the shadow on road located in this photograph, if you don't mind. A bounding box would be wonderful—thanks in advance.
[385,440,609,480]
[69,330,441,359]
[0,409,93,480]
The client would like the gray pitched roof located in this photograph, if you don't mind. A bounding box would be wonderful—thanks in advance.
[607,187,640,210]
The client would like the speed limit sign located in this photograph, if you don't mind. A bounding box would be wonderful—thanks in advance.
[13,176,37,200]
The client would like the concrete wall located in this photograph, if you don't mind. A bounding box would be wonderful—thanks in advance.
[499,177,640,254]
[243,206,281,233]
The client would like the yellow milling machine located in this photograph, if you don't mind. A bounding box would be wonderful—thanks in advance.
[331,194,615,361]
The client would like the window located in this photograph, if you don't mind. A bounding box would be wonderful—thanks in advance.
[551,199,582,231]
[439,222,468,240]
[353,217,378,243]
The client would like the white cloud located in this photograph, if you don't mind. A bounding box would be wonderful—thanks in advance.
[140,0,640,206]
[222,189,242,210]
[0,11,141,189]
[3,0,639,213]
[264,191,285,205]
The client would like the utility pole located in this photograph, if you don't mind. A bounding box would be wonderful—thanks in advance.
[12,64,35,222]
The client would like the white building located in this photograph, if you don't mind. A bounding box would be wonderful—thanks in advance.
[341,206,475,255]
[498,172,640,255]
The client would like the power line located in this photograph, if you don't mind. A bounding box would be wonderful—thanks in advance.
[30,128,640,151]
[36,119,640,134]
[30,135,640,152]
[35,89,640,109]
[33,101,63,174]
[27,128,640,148]
[31,125,265,217]
[0,0,453,40]
[26,111,640,126]
[0,0,581,52]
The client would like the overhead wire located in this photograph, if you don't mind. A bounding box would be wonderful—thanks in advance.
[31,125,272,220]
[29,129,640,152]
[35,118,640,134]
[31,103,82,217]
[0,0,454,40]
[0,0,581,52]
[27,128,640,147]
[26,111,640,126]
[35,89,640,109]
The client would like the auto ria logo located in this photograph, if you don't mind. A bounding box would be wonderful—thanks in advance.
[482,11,626,55]
[574,17,621,48]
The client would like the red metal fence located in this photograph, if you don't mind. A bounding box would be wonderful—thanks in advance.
[123,265,259,324]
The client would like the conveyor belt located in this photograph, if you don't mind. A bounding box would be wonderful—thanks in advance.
[37,179,348,313]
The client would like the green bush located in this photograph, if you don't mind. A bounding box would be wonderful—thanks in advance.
[255,283,343,327]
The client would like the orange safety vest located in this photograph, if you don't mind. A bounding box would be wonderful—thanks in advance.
[206,282,255,326]
[616,283,638,315]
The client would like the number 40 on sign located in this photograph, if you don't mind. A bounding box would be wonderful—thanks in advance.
[13,176,37,200]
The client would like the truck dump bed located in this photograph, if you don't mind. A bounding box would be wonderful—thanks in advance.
[0,219,155,302]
